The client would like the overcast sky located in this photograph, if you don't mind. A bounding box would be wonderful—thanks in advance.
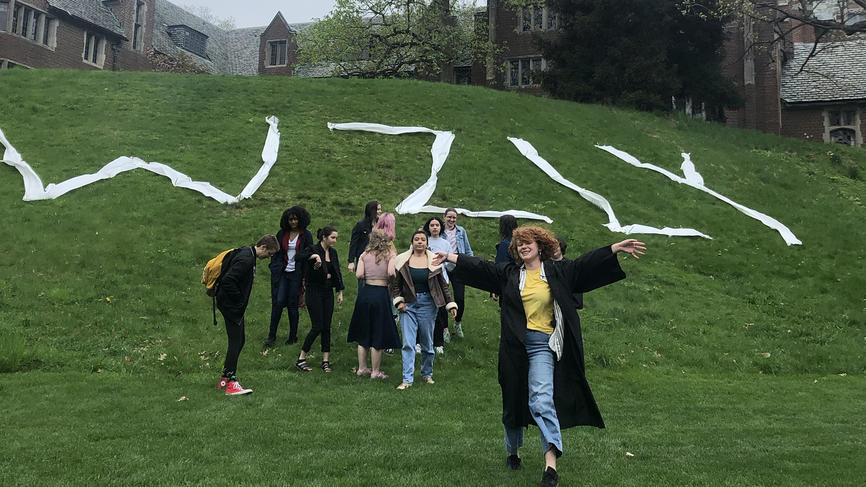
[174,1,338,27]
[173,1,485,28]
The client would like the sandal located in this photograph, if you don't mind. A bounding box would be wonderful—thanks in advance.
[370,371,389,380]
[353,367,371,376]
[321,361,332,373]
[396,382,412,390]
[295,359,312,372]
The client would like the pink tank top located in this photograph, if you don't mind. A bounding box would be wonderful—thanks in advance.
[361,251,393,281]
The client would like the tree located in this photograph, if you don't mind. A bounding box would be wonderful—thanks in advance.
[295,0,484,78]
[182,4,237,30]
[684,1,866,73]
[536,0,740,114]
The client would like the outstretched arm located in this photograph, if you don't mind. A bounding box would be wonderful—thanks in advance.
[433,251,505,295]
[611,239,646,259]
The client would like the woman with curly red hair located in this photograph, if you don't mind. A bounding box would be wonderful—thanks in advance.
[434,225,645,487]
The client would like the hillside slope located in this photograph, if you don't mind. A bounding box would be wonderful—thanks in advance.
[0,69,864,376]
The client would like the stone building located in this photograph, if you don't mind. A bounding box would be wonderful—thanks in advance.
[0,0,312,75]
[475,1,865,147]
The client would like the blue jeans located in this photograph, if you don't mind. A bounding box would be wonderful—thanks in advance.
[269,270,302,341]
[400,292,436,383]
[504,330,563,456]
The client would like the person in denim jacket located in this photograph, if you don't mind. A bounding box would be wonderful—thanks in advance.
[441,208,473,341]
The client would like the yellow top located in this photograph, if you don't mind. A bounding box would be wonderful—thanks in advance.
[521,268,555,335]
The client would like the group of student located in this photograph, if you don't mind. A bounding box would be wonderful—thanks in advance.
[211,198,648,487]
[212,201,476,395]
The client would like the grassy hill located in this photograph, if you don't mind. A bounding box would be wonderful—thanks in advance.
[1,69,864,486]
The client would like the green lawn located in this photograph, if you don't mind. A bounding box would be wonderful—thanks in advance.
[1,69,864,485]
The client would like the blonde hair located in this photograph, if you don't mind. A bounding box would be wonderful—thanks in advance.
[509,225,560,262]
[365,230,393,263]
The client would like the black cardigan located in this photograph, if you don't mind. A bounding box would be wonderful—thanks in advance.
[347,218,373,265]
[298,243,345,291]
[451,245,625,430]
[268,228,314,279]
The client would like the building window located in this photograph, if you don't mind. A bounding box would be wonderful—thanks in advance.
[1,58,31,69]
[5,2,55,48]
[267,40,288,67]
[508,57,546,88]
[824,108,862,146]
[166,25,209,58]
[0,1,8,32]
[521,6,559,32]
[132,0,146,50]
[83,31,106,67]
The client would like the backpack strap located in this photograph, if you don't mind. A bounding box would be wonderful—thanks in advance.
[212,295,218,327]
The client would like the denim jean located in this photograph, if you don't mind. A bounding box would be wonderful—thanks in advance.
[504,330,563,456]
[400,292,436,383]
[269,270,301,341]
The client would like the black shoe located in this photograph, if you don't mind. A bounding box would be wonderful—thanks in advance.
[285,336,298,345]
[538,467,558,487]
[506,454,521,470]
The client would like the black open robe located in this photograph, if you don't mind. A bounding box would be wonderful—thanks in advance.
[452,245,625,430]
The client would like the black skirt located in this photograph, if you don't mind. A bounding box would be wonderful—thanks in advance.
[347,284,400,349]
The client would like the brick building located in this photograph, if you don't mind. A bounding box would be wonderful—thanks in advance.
[0,0,312,76]
[0,0,152,70]
[723,4,866,147]
[476,1,865,147]
[473,0,561,94]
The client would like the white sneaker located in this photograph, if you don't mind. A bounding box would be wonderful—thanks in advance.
[415,343,422,353]
[435,346,444,354]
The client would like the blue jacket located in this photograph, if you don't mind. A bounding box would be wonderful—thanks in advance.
[444,224,473,272]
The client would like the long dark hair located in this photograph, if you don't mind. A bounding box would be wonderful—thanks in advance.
[363,200,379,223]
[280,206,311,231]
[499,214,518,240]
[423,216,445,237]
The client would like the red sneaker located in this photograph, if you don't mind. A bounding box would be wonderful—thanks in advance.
[225,380,252,396]
[218,377,229,389]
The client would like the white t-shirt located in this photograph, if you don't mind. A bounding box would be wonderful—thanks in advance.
[284,234,299,272]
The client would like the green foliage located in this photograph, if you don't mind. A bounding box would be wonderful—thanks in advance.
[295,0,484,78]
[0,70,864,485]
[540,0,741,114]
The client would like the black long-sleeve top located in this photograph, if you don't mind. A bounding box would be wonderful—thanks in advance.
[298,243,345,291]
[347,218,373,265]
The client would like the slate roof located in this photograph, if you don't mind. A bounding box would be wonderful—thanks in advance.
[153,1,330,77]
[224,27,267,76]
[781,39,866,104]
[153,0,219,72]
[46,0,125,37]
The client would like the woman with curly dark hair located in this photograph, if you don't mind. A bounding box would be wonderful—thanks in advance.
[265,206,313,347]
[434,225,646,487]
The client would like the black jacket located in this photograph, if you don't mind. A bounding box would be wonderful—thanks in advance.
[268,228,314,280]
[298,243,345,291]
[216,246,257,321]
[451,245,625,430]
[347,218,373,265]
